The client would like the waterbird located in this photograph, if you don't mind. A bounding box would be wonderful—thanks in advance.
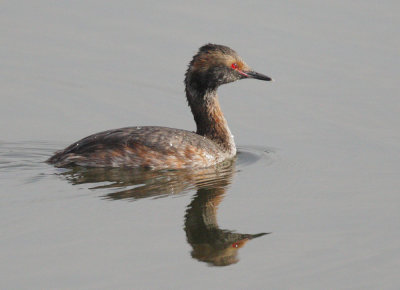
[47,44,272,169]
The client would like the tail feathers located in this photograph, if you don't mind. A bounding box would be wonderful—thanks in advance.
[47,152,82,167]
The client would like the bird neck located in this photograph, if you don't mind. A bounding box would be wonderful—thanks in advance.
[186,87,236,155]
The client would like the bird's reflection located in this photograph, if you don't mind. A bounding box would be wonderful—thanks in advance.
[185,182,268,266]
[59,158,268,266]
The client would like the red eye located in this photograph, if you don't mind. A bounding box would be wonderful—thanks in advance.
[231,63,238,69]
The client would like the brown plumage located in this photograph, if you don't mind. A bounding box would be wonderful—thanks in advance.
[47,44,272,169]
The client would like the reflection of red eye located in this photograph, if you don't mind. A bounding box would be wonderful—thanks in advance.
[231,63,238,69]
[232,243,239,248]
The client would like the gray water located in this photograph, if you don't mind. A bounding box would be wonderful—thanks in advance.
[1,1,400,289]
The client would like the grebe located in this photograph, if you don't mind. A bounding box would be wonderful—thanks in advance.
[47,44,272,169]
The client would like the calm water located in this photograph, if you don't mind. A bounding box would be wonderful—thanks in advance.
[1,1,400,289]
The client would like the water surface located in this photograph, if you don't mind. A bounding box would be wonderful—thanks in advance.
[1,1,400,289]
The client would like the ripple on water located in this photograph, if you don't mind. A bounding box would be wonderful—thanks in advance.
[0,141,277,200]
[236,145,277,169]
[0,141,60,172]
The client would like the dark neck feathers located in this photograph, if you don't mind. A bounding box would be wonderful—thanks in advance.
[185,82,236,154]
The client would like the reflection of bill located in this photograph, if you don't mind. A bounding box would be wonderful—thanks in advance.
[58,158,268,266]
